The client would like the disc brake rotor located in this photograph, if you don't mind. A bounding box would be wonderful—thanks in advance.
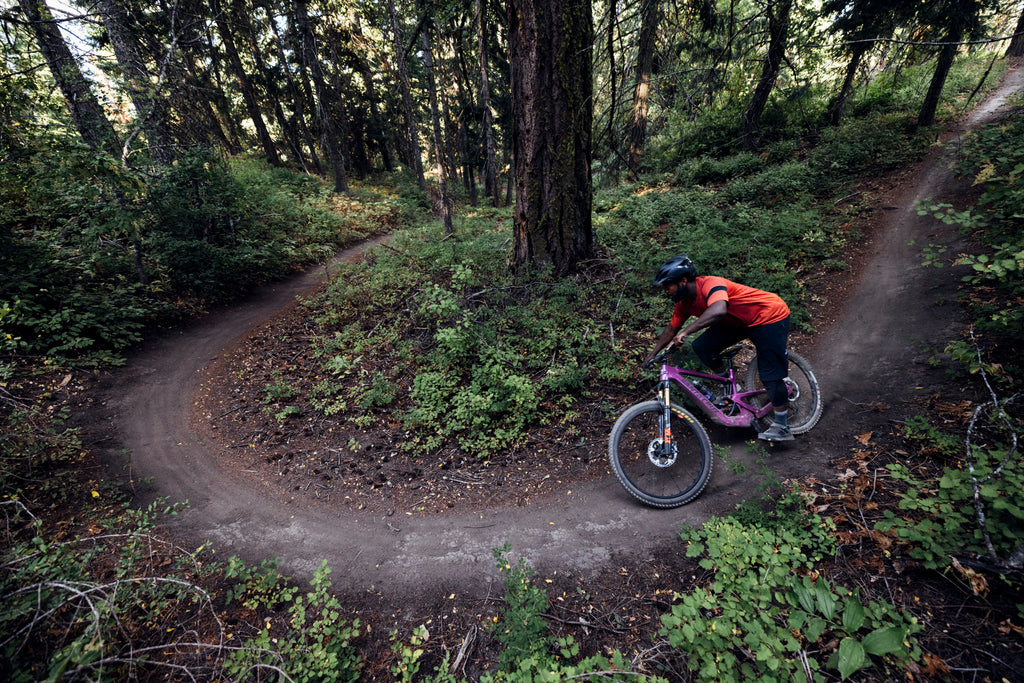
[647,439,677,468]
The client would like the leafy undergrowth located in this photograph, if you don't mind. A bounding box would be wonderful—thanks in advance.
[4,58,1023,682]
[4,365,1023,681]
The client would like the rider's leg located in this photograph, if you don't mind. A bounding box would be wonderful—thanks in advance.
[691,326,745,375]
[748,318,793,441]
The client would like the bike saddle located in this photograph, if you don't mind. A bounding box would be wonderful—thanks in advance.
[719,345,747,360]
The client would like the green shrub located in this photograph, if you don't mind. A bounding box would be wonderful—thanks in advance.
[918,104,1024,342]
[684,152,766,185]
[661,512,922,682]
[482,544,661,682]
[877,413,1024,570]
[225,561,362,683]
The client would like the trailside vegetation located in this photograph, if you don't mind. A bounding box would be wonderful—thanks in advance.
[3,0,1024,677]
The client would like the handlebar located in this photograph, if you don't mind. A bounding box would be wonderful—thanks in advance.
[643,340,686,370]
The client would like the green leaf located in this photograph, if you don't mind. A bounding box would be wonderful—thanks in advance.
[842,594,865,633]
[861,627,905,656]
[793,579,815,614]
[836,637,866,679]
[815,582,837,621]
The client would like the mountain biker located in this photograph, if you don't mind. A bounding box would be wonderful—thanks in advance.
[643,254,795,442]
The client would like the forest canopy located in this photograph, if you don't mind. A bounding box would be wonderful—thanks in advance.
[2,0,1024,359]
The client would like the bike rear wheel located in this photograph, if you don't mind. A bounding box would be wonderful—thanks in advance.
[608,401,713,508]
[745,350,822,435]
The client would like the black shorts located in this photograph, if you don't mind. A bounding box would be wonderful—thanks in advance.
[692,317,790,382]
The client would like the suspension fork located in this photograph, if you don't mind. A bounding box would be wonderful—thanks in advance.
[659,378,673,448]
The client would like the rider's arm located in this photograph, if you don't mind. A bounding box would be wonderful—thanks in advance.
[644,324,680,364]
[673,300,727,343]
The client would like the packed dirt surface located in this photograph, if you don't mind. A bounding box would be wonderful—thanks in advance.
[82,67,1023,606]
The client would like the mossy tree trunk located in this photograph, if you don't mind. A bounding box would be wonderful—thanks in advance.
[509,0,594,276]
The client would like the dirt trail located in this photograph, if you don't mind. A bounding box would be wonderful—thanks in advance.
[87,68,1022,600]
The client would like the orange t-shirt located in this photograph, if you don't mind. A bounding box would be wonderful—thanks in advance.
[670,276,789,329]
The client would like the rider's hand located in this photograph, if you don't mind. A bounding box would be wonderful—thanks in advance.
[672,332,689,346]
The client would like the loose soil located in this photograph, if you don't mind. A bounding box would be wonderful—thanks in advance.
[72,67,1024,679]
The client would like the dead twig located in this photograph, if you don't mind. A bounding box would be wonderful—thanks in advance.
[964,327,1022,568]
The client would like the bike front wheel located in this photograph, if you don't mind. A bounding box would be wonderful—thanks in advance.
[608,401,713,508]
[745,349,823,435]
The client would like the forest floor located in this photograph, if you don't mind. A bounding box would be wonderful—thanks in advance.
[67,66,1024,679]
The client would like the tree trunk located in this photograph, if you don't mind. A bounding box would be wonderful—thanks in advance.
[604,0,618,167]
[421,28,454,233]
[387,0,426,191]
[238,4,303,167]
[742,0,792,151]
[95,0,176,164]
[509,0,594,276]
[1004,5,1024,58]
[628,0,659,173]
[18,0,121,157]
[476,0,500,206]
[293,0,348,193]
[917,39,959,128]
[918,3,969,128]
[826,41,869,126]
[204,27,244,154]
[267,13,323,173]
[353,17,395,173]
[211,0,280,165]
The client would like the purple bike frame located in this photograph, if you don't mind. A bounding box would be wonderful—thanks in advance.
[660,364,775,428]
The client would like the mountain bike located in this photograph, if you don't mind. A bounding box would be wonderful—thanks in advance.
[608,343,822,508]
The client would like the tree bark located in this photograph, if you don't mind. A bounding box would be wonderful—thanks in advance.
[238,4,302,167]
[18,0,121,157]
[477,0,500,206]
[387,0,426,191]
[293,0,348,193]
[628,0,659,173]
[1004,5,1024,58]
[203,26,244,154]
[918,0,970,128]
[917,38,959,128]
[826,41,869,126]
[211,0,280,165]
[353,18,395,173]
[742,0,792,151]
[508,0,594,276]
[267,12,322,173]
[604,0,618,166]
[420,27,454,233]
[95,0,176,164]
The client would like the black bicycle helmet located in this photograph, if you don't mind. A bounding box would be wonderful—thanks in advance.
[651,254,697,287]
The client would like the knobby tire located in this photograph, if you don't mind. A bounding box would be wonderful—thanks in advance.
[608,401,713,508]
[745,349,823,434]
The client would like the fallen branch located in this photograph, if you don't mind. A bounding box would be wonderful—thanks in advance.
[964,327,1022,569]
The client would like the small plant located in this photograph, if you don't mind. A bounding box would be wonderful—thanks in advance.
[490,543,551,671]
[483,544,660,682]
[661,506,921,681]
[264,369,300,403]
[274,405,301,422]
[390,625,428,682]
[225,561,362,682]
[223,555,298,610]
